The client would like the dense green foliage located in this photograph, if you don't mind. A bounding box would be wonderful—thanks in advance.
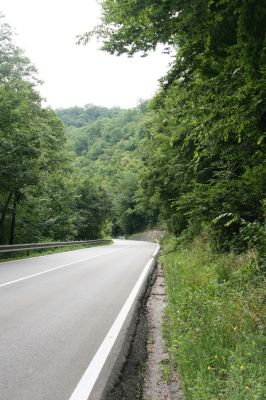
[87,0,266,254]
[162,234,265,399]
[2,0,265,250]
[57,104,153,235]
[56,104,120,128]
[0,15,154,245]
[0,17,111,244]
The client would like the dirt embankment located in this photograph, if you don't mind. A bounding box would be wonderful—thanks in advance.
[129,230,165,243]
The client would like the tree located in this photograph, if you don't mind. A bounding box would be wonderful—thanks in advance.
[0,16,74,244]
[73,177,111,239]
[83,0,266,249]
[60,104,151,236]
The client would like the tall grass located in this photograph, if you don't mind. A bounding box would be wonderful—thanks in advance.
[161,234,265,399]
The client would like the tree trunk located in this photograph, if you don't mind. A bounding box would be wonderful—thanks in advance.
[0,191,13,244]
[9,194,17,245]
[0,216,5,245]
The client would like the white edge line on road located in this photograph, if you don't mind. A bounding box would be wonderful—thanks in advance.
[0,249,121,288]
[68,244,160,400]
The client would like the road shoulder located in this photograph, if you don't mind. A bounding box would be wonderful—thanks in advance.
[143,264,183,400]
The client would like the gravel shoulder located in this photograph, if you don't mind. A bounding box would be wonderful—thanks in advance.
[143,264,183,400]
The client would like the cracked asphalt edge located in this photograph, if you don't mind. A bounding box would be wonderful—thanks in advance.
[89,253,183,400]
[89,255,157,400]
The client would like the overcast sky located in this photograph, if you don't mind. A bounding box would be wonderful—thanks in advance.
[0,0,172,109]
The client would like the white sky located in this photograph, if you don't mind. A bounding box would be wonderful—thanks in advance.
[0,0,172,109]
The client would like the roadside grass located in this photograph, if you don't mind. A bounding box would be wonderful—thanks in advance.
[0,241,112,263]
[161,234,265,399]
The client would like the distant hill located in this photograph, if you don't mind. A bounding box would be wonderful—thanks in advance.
[55,104,121,128]
[56,102,154,235]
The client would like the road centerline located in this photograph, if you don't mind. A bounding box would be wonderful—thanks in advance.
[0,248,122,288]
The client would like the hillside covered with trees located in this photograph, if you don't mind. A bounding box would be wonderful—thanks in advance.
[56,103,155,236]
[82,0,266,254]
[0,17,113,244]
[0,16,152,246]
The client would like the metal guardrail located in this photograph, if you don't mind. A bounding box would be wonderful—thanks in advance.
[0,239,112,253]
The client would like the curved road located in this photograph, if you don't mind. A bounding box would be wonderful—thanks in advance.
[0,239,158,400]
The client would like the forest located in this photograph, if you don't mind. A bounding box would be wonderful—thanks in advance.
[1,1,265,250]
[0,15,146,244]
[80,0,265,255]
[56,103,153,236]
[0,1,265,398]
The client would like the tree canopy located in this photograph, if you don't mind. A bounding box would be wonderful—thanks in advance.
[57,103,152,236]
[0,17,111,244]
[1,1,265,254]
[80,0,266,252]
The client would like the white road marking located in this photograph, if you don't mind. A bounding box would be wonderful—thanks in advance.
[68,244,160,400]
[0,248,121,288]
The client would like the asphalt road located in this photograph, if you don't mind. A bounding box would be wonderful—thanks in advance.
[0,239,157,400]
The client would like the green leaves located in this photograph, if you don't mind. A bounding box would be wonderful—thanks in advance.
[79,0,181,55]
[0,16,75,244]
[93,0,266,249]
[59,104,151,236]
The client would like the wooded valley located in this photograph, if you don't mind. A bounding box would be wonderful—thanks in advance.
[0,16,147,244]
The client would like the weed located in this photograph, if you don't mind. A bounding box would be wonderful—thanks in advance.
[161,234,266,399]
[161,358,171,382]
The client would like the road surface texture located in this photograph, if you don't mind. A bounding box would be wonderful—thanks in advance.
[0,239,158,400]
